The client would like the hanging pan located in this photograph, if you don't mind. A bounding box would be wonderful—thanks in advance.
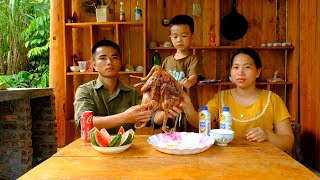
[162,0,170,26]
[220,0,248,41]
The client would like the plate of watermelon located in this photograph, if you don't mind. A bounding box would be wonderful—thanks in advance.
[89,126,135,154]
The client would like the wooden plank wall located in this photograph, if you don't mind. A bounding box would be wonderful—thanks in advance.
[52,0,300,146]
[146,0,294,114]
[299,0,320,170]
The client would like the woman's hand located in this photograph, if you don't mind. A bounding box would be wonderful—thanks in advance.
[244,120,293,151]
[158,91,192,120]
[245,127,269,142]
[179,91,199,128]
[179,91,192,109]
[167,106,182,119]
[153,107,181,125]
[153,92,190,125]
[123,104,152,124]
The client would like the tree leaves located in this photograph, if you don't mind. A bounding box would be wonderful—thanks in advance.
[0,0,50,87]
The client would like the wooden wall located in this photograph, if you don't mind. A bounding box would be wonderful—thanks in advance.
[147,0,297,120]
[49,0,319,170]
[299,0,320,170]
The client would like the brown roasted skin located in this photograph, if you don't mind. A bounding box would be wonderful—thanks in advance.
[133,66,182,133]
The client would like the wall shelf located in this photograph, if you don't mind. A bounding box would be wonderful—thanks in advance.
[198,81,294,86]
[65,21,143,28]
[66,71,143,75]
[147,46,294,51]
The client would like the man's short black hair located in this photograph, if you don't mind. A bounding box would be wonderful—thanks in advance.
[92,39,121,56]
[169,15,194,34]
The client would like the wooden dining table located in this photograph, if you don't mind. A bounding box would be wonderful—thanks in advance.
[19,135,317,179]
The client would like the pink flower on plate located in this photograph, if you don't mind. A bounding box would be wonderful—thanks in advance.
[198,135,211,146]
[157,132,182,143]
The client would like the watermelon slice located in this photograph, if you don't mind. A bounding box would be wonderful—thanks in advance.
[117,126,125,135]
[91,130,99,146]
[121,129,135,146]
[119,130,130,145]
[108,134,122,147]
[100,128,112,145]
[94,130,109,147]
[89,127,98,143]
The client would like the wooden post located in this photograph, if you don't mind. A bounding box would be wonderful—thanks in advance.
[299,0,320,169]
[50,0,66,147]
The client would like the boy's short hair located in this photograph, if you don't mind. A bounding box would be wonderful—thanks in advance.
[169,15,194,34]
[92,40,121,57]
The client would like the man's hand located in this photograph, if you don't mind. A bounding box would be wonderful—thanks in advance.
[123,104,152,124]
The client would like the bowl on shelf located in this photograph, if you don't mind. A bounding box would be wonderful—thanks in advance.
[125,64,134,72]
[135,66,143,72]
[149,41,157,48]
[163,41,173,47]
[209,129,234,146]
[70,66,80,72]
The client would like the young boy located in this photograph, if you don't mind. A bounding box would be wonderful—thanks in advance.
[155,15,201,131]
[161,14,199,89]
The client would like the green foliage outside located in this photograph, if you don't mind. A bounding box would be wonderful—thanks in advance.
[0,0,50,88]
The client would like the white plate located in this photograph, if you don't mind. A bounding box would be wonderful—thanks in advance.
[91,143,132,154]
[147,132,214,155]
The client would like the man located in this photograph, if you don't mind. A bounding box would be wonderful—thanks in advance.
[74,40,151,134]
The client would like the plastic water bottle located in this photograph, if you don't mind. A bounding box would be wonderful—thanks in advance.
[220,106,232,130]
[120,1,126,21]
[152,50,161,66]
[199,106,211,136]
[135,0,142,21]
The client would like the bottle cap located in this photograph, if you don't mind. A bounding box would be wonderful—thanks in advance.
[223,106,229,111]
[201,106,208,110]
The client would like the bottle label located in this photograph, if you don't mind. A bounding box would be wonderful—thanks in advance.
[220,112,232,130]
[135,9,142,21]
[199,111,211,135]
[120,12,126,21]
[199,120,207,134]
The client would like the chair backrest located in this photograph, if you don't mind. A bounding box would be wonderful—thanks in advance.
[289,122,303,163]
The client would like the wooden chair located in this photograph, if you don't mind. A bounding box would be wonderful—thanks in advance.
[289,122,304,163]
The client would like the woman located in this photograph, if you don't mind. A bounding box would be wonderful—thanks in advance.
[179,48,294,151]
